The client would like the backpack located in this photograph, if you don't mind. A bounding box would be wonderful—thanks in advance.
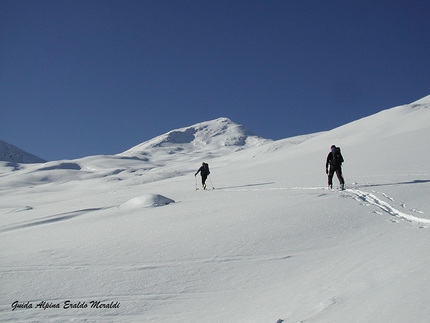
[332,147,344,166]
[202,163,210,175]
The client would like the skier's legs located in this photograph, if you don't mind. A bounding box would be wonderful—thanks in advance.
[335,167,345,185]
[201,174,208,186]
[328,168,335,187]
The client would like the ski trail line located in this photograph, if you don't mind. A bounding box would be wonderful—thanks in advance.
[346,189,430,226]
[216,185,429,226]
[290,186,430,226]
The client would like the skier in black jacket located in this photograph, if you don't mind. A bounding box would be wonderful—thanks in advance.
[325,145,345,190]
[195,162,210,190]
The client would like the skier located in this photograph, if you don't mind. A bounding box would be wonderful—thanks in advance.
[325,145,345,190]
[195,162,210,190]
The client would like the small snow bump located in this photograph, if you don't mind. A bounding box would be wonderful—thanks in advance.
[120,194,175,209]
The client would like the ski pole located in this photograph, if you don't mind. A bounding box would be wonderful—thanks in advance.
[209,176,215,190]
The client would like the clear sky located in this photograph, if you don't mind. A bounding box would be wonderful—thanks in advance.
[1,0,429,161]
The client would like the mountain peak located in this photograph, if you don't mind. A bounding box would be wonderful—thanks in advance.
[118,117,270,158]
[0,140,47,164]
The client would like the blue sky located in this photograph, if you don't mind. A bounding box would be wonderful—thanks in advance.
[1,0,429,161]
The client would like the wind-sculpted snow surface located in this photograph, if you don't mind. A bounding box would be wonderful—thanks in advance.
[1,96,430,323]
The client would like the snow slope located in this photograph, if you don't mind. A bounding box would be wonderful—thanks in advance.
[1,97,429,323]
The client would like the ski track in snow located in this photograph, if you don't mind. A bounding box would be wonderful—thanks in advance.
[218,185,430,227]
[294,186,430,227]
[345,188,430,226]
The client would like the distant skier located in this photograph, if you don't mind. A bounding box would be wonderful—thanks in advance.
[195,162,210,190]
[325,145,345,190]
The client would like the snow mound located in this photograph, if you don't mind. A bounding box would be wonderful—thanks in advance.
[120,194,175,209]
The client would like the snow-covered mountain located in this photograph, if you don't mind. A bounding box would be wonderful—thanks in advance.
[1,95,430,323]
[0,140,46,164]
[0,117,270,187]
[124,117,268,150]
[119,117,271,162]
